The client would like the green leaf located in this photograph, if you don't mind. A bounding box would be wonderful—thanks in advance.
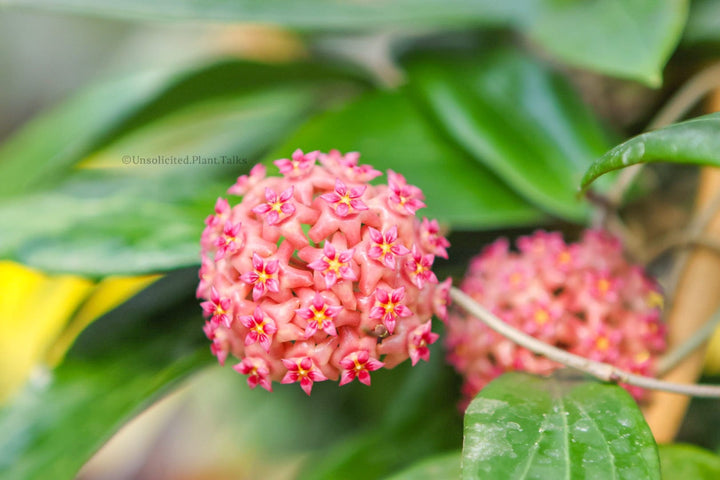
[383,451,461,480]
[462,372,660,479]
[0,84,339,276]
[0,269,213,480]
[659,444,720,478]
[405,51,611,221]
[580,113,720,190]
[683,0,720,44]
[0,68,175,198]
[267,89,543,230]
[0,0,527,29]
[528,0,688,87]
[0,58,365,199]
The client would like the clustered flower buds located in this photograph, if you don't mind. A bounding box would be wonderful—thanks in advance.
[198,149,449,395]
[445,230,666,406]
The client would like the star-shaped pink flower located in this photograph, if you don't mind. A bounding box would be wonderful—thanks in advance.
[234,357,273,391]
[239,306,277,352]
[408,320,438,366]
[419,218,450,259]
[240,253,280,301]
[200,286,232,328]
[204,197,231,228]
[320,178,368,217]
[274,148,319,178]
[387,170,425,215]
[369,286,412,334]
[405,246,438,289]
[339,350,384,386]
[307,242,357,289]
[367,226,410,270]
[214,221,243,261]
[252,186,296,225]
[281,356,328,395]
[295,293,342,338]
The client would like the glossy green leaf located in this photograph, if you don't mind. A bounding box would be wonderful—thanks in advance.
[0,270,213,480]
[0,69,174,198]
[0,85,336,276]
[405,51,611,220]
[462,372,660,479]
[659,444,720,478]
[0,59,365,199]
[581,113,720,190]
[384,451,461,480]
[267,89,543,230]
[683,0,720,44]
[528,0,687,86]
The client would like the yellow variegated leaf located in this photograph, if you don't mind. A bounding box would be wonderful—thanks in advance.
[0,260,161,403]
[0,261,93,401]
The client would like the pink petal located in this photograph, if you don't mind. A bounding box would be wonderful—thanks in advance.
[281,203,295,215]
[266,211,280,225]
[368,227,383,244]
[264,187,277,203]
[349,185,366,198]
[279,186,294,202]
[376,289,389,303]
[324,271,338,288]
[266,278,280,293]
[295,307,313,320]
[252,282,265,301]
[265,259,280,274]
[252,253,264,271]
[307,258,327,271]
[311,294,325,310]
[334,178,347,196]
[323,323,338,336]
[339,371,355,386]
[335,203,349,217]
[369,306,385,319]
[391,287,405,303]
[395,304,412,317]
[391,244,410,256]
[300,377,314,395]
[323,242,336,258]
[281,358,297,370]
[304,323,318,338]
[349,199,368,211]
[338,249,355,263]
[245,331,258,346]
[320,192,342,203]
[252,203,271,214]
[259,334,272,352]
[386,226,398,243]
[358,370,371,386]
[338,266,356,280]
[368,246,383,260]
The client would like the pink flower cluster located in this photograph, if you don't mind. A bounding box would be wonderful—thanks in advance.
[445,230,666,405]
[198,149,450,395]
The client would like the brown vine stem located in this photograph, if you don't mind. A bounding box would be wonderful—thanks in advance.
[607,61,720,207]
[450,287,720,397]
[643,234,720,265]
